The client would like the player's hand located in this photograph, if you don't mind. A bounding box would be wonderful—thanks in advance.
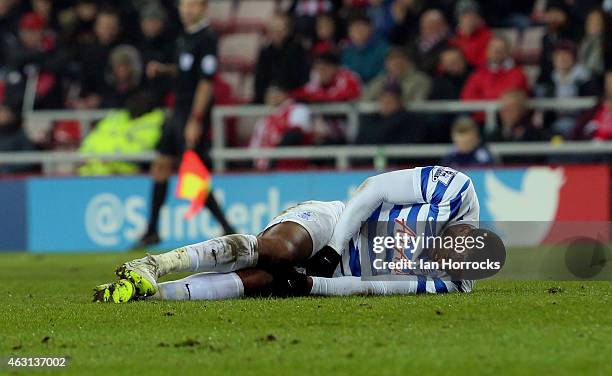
[146,61,164,79]
[184,118,203,149]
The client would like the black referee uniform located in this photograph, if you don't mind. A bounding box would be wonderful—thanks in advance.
[140,21,235,246]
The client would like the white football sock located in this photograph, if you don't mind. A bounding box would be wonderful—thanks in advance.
[153,272,244,301]
[153,234,258,276]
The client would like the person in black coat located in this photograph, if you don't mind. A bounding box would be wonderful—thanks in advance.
[253,12,309,104]
[357,82,426,144]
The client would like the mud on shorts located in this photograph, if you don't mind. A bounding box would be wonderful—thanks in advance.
[262,200,345,257]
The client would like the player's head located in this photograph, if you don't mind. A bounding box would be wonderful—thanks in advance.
[179,0,207,28]
[427,224,506,279]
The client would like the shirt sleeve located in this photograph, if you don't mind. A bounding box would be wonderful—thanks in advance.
[310,276,467,296]
[328,166,475,253]
[198,36,218,81]
[327,168,426,253]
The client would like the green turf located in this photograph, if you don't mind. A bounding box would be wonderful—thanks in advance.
[1,252,611,376]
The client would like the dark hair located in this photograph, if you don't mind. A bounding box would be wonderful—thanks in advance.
[314,51,341,65]
[553,40,577,57]
[347,10,371,27]
[98,5,121,19]
[387,47,413,62]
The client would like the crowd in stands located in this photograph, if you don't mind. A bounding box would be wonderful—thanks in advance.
[1,0,612,172]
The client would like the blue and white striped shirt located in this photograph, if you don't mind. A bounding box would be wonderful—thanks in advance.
[331,166,479,282]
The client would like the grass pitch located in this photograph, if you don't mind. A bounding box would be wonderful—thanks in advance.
[1,252,611,376]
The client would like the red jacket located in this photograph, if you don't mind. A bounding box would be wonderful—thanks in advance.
[450,25,492,68]
[292,68,361,103]
[591,103,612,140]
[461,62,529,101]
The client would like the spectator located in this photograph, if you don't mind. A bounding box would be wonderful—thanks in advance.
[31,0,52,23]
[574,70,612,140]
[357,82,425,144]
[3,12,63,109]
[426,47,471,143]
[249,84,313,170]
[578,9,610,79]
[488,90,544,142]
[254,12,309,104]
[0,0,24,51]
[292,51,361,143]
[362,47,431,102]
[99,45,146,108]
[78,92,164,176]
[137,2,174,67]
[441,116,494,166]
[341,12,388,83]
[56,0,99,47]
[430,47,471,100]
[537,0,578,84]
[461,35,529,102]
[72,6,122,109]
[449,0,492,68]
[478,0,532,29]
[409,9,451,75]
[311,12,338,55]
[536,41,596,137]
[292,51,361,102]
[388,0,423,45]
[282,0,338,45]
[0,103,34,174]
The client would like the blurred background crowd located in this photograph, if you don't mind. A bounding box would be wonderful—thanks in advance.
[1,0,612,173]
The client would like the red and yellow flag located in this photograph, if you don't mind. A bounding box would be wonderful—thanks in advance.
[175,151,211,219]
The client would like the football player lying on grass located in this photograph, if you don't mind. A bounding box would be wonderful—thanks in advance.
[94,166,504,303]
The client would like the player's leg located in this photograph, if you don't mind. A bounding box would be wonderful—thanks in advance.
[135,113,180,248]
[151,268,274,301]
[117,201,345,297]
[94,268,276,303]
[139,155,173,245]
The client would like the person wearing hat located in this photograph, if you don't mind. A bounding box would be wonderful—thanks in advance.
[357,82,425,145]
[449,0,492,68]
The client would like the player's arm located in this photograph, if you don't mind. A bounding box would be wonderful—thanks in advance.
[327,168,426,253]
[185,41,219,149]
[308,276,467,296]
[185,79,213,149]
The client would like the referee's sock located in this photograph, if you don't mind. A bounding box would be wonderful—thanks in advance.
[147,181,168,235]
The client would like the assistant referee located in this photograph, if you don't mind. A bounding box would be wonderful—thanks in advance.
[137,0,235,248]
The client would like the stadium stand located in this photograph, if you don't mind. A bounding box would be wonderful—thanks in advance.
[0,0,611,174]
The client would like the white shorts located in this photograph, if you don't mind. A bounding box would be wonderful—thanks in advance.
[262,200,345,257]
